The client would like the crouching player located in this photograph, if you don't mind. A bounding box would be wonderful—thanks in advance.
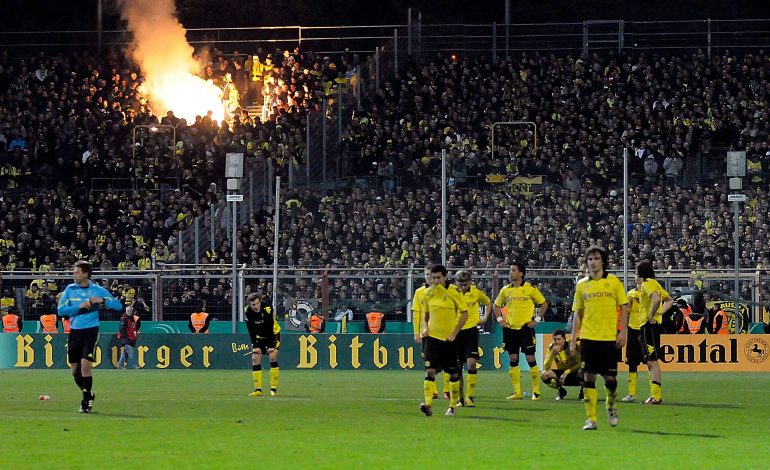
[244,293,281,397]
[540,329,583,400]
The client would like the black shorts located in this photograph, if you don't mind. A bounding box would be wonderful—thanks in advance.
[641,323,662,362]
[502,327,536,356]
[252,333,280,352]
[68,327,99,364]
[553,369,582,387]
[423,336,460,374]
[580,339,619,376]
[625,327,644,366]
[456,327,480,362]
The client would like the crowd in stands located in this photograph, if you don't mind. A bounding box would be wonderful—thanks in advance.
[2,46,770,322]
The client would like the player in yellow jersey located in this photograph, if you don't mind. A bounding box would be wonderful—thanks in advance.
[419,265,468,417]
[412,265,439,399]
[494,262,549,400]
[622,277,644,403]
[541,329,582,400]
[637,261,673,405]
[454,270,491,407]
[570,246,628,430]
[244,293,281,397]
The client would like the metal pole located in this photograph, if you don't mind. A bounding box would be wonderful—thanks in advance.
[210,210,215,252]
[406,265,414,323]
[505,0,510,56]
[231,199,238,334]
[375,48,380,90]
[97,0,103,55]
[322,99,328,186]
[178,230,183,262]
[268,159,274,204]
[707,19,712,57]
[249,171,254,215]
[734,200,740,314]
[441,149,447,266]
[623,148,629,287]
[338,84,343,143]
[306,111,311,185]
[194,217,200,265]
[394,29,399,71]
[492,22,497,58]
[407,8,413,56]
[272,177,281,315]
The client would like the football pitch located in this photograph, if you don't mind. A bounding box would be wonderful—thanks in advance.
[2,370,768,469]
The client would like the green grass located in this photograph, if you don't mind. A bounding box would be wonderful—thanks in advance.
[2,370,769,469]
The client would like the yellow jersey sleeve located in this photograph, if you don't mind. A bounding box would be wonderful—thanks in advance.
[572,278,587,312]
[627,288,645,329]
[412,286,425,335]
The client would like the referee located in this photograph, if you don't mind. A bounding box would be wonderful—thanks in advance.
[57,261,122,413]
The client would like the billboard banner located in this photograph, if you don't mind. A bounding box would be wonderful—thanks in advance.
[616,334,770,372]
[4,333,767,372]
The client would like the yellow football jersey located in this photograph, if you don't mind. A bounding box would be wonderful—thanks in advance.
[494,282,546,329]
[572,274,629,341]
[420,284,466,341]
[639,278,669,325]
[459,285,491,329]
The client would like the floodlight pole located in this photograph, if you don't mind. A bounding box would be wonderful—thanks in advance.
[231,196,237,334]
[441,149,447,266]
[623,147,629,287]
[273,177,281,315]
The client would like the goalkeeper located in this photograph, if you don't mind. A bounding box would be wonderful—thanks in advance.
[540,329,583,400]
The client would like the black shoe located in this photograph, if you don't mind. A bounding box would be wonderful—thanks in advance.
[558,387,568,400]
[87,393,95,412]
[419,403,433,417]
[578,388,584,400]
[79,399,89,413]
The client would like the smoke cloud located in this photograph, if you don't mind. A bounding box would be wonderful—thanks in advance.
[118,0,223,122]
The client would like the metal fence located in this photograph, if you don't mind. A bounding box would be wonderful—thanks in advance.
[177,158,272,264]
[3,268,767,332]
[5,18,770,57]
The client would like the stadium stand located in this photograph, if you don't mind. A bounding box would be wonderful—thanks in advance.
[2,47,770,322]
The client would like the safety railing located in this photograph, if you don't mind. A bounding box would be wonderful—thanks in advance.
[2,267,765,331]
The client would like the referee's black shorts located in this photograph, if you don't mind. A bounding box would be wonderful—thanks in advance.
[423,336,460,374]
[68,326,99,364]
[580,339,619,376]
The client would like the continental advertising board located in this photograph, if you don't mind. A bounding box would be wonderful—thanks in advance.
[2,333,769,371]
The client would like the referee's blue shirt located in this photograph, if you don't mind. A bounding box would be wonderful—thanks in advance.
[58,282,122,330]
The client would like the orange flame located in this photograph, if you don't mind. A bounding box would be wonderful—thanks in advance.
[119,0,224,123]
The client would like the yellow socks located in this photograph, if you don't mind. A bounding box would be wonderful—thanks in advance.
[651,381,662,401]
[628,371,638,397]
[443,372,451,395]
[605,385,617,409]
[529,365,541,396]
[509,366,521,395]
[584,386,598,422]
[449,378,460,409]
[466,371,478,398]
[269,364,280,392]
[251,367,262,391]
[423,379,435,406]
